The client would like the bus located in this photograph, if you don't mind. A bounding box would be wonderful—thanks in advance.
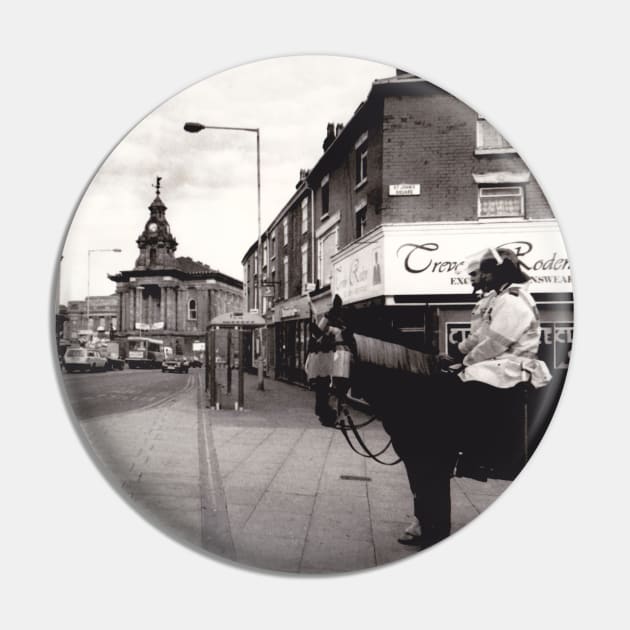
[126,336,165,369]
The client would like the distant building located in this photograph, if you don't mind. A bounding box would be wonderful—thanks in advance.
[108,180,243,356]
[63,295,119,342]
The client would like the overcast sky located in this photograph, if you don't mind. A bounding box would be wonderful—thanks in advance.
[60,56,395,304]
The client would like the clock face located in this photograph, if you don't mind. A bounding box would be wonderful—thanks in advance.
[148,222,158,232]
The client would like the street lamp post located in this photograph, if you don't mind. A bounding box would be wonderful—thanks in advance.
[87,248,122,332]
[184,122,265,391]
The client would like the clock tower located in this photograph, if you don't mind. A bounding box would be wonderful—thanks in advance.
[135,177,178,269]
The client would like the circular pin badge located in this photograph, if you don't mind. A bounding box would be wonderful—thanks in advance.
[55,55,573,574]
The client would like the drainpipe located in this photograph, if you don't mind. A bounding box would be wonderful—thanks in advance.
[308,186,315,288]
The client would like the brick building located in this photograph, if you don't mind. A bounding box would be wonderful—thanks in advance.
[243,71,573,435]
[242,173,314,380]
[109,180,243,357]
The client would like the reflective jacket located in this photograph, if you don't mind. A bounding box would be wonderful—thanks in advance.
[457,290,496,356]
[459,283,552,389]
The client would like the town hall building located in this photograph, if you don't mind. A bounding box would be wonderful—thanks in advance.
[108,179,243,356]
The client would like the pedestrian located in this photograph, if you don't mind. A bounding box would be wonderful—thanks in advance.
[316,294,356,404]
[305,321,336,427]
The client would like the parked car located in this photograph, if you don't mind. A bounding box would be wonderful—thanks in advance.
[189,357,203,368]
[161,356,189,374]
[64,347,108,372]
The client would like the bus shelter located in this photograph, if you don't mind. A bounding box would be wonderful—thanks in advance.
[207,311,265,410]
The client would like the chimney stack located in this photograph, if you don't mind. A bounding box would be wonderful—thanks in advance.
[322,123,335,151]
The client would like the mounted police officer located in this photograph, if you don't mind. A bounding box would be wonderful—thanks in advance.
[450,248,551,481]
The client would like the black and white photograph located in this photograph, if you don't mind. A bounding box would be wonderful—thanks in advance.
[55,55,572,573]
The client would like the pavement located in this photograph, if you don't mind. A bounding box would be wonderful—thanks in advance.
[79,369,510,574]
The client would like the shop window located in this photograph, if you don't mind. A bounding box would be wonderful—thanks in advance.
[355,204,367,238]
[478,186,524,218]
[188,299,197,320]
[355,132,368,187]
[476,118,514,154]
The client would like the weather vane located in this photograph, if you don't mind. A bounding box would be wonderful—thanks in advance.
[152,176,162,195]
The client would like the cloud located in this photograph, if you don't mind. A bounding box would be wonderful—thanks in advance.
[60,55,394,304]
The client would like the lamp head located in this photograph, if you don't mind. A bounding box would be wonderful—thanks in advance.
[184,122,205,133]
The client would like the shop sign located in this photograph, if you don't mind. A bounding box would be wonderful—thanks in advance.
[385,221,571,296]
[281,308,298,319]
[210,311,265,328]
[151,321,164,330]
[539,322,573,369]
[192,341,205,352]
[333,239,384,304]
[135,322,150,330]
[389,183,421,196]
[445,321,572,370]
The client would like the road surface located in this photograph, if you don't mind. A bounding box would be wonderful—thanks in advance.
[61,367,195,419]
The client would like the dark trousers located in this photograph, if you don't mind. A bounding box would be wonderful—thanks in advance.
[313,377,335,425]
[453,381,527,481]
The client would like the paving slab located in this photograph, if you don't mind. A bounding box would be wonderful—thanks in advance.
[76,370,513,574]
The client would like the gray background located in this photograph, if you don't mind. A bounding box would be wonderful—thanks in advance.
[4,1,627,629]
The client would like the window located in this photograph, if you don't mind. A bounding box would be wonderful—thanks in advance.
[111,316,117,331]
[301,243,308,293]
[283,255,289,300]
[355,132,368,186]
[476,118,514,153]
[321,176,329,218]
[301,197,309,234]
[99,317,105,330]
[478,186,524,218]
[355,204,367,238]
[283,217,288,245]
[317,227,338,287]
[271,234,276,260]
[263,240,268,268]
[188,299,197,320]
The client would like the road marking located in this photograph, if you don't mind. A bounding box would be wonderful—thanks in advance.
[196,372,235,559]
